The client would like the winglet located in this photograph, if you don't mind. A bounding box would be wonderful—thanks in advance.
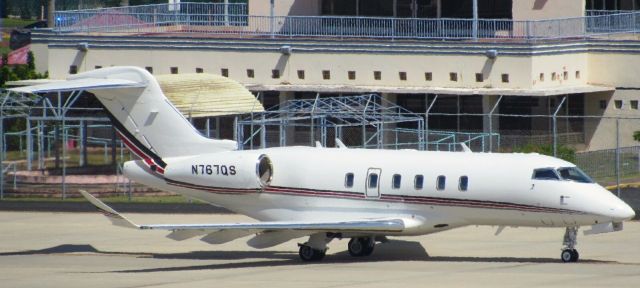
[79,190,139,229]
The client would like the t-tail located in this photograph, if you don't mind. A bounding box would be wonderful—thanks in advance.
[12,66,237,174]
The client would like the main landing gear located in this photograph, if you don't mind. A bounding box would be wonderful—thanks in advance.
[298,235,377,261]
[347,237,375,257]
[561,227,579,263]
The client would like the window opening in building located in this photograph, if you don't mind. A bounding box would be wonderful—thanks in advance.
[615,100,623,109]
[436,175,446,191]
[599,99,607,109]
[392,174,401,189]
[459,176,468,191]
[345,173,354,188]
[145,66,153,74]
[374,71,382,80]
[221,68,228,77]
[297,70,305,79]
[501,74,509,83]
[575,71,581,79]
[94,65,102,70]
[348,71,356,80]
[563,71,569,80]
[399,71,407,81]
[539,73,544,82]
[247,69,254,78]
[414,175,424,190]
[170,67,178,74]
[532,168,560,180]
[475,73,483,82]
[272,69,280,79]
[69,65,78,74]
[552,72,557,81]
[631,100,638,110]
[196,68,204,73]
[322,70,331,80]
[449,73,458,82]
[425,72,432,81]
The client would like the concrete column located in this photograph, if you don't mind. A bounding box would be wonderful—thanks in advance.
[482,95,500,133]
[381,93,397,148]
[279,91,295,146]
[47,0,56,28]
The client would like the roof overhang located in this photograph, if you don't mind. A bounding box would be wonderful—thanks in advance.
[245,84,616,97]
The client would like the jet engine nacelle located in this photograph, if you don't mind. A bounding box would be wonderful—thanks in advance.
[163,152,273,190]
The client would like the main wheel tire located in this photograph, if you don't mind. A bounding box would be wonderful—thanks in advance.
[348,238,365,257]
[362,240,375,256]
[299,245,326,262]
[348,238,375,257]
[570,249,579,262]
[561,249,578,263]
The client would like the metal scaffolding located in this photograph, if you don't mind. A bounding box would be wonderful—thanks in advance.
[0,89,118,199]
[237,94,429,150]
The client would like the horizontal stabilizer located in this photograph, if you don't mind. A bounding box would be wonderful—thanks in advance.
[8,78,146,94]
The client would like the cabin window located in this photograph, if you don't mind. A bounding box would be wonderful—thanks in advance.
[436,175,446,191]
[414,175,424,190]
[459,176,469,191]
[345,173,354,188]
[532,168,560,180]
[557,167,594,184]
[368,173,379,189]
[392,174,401,189]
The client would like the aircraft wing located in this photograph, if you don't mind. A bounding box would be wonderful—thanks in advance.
[8,78,146,94]
[80,191,405,247]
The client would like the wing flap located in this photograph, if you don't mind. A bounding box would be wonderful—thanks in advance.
[247,231,311,249]
[8,78,146,94]
[80,191,406,243]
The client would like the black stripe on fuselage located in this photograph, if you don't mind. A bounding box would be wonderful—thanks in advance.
[101,106,167,169]
[163,178,583,215]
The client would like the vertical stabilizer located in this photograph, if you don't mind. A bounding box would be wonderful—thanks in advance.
[69,67,236,165]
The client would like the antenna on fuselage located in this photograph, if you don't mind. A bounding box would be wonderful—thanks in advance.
[460,143,472,153]
[335,138,348,149]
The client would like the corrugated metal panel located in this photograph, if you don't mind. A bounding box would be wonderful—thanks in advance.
[156,73,264,118]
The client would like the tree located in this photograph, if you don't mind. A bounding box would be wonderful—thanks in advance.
[1,0,8,18]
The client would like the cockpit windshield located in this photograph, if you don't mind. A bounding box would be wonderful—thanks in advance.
[556,167,594,183]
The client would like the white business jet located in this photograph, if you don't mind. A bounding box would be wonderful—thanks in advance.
[11,67,635,263]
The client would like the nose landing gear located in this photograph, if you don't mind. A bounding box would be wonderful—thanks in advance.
[561,227,579,263]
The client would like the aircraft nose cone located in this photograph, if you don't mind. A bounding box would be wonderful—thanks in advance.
[610,202,636,221]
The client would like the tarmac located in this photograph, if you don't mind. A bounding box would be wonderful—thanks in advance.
[1,211,640,288]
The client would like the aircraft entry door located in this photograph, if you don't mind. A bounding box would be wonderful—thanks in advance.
[365,168,382,198]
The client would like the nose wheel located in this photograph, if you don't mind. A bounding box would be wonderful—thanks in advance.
[561,249,579,263]
[561,227,579,263]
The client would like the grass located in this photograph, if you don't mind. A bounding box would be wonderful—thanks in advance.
[1,195,204,204]
[4,148,134,170]
[1,18,38,29]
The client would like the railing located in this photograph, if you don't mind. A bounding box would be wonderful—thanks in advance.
[53,3,640,41]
